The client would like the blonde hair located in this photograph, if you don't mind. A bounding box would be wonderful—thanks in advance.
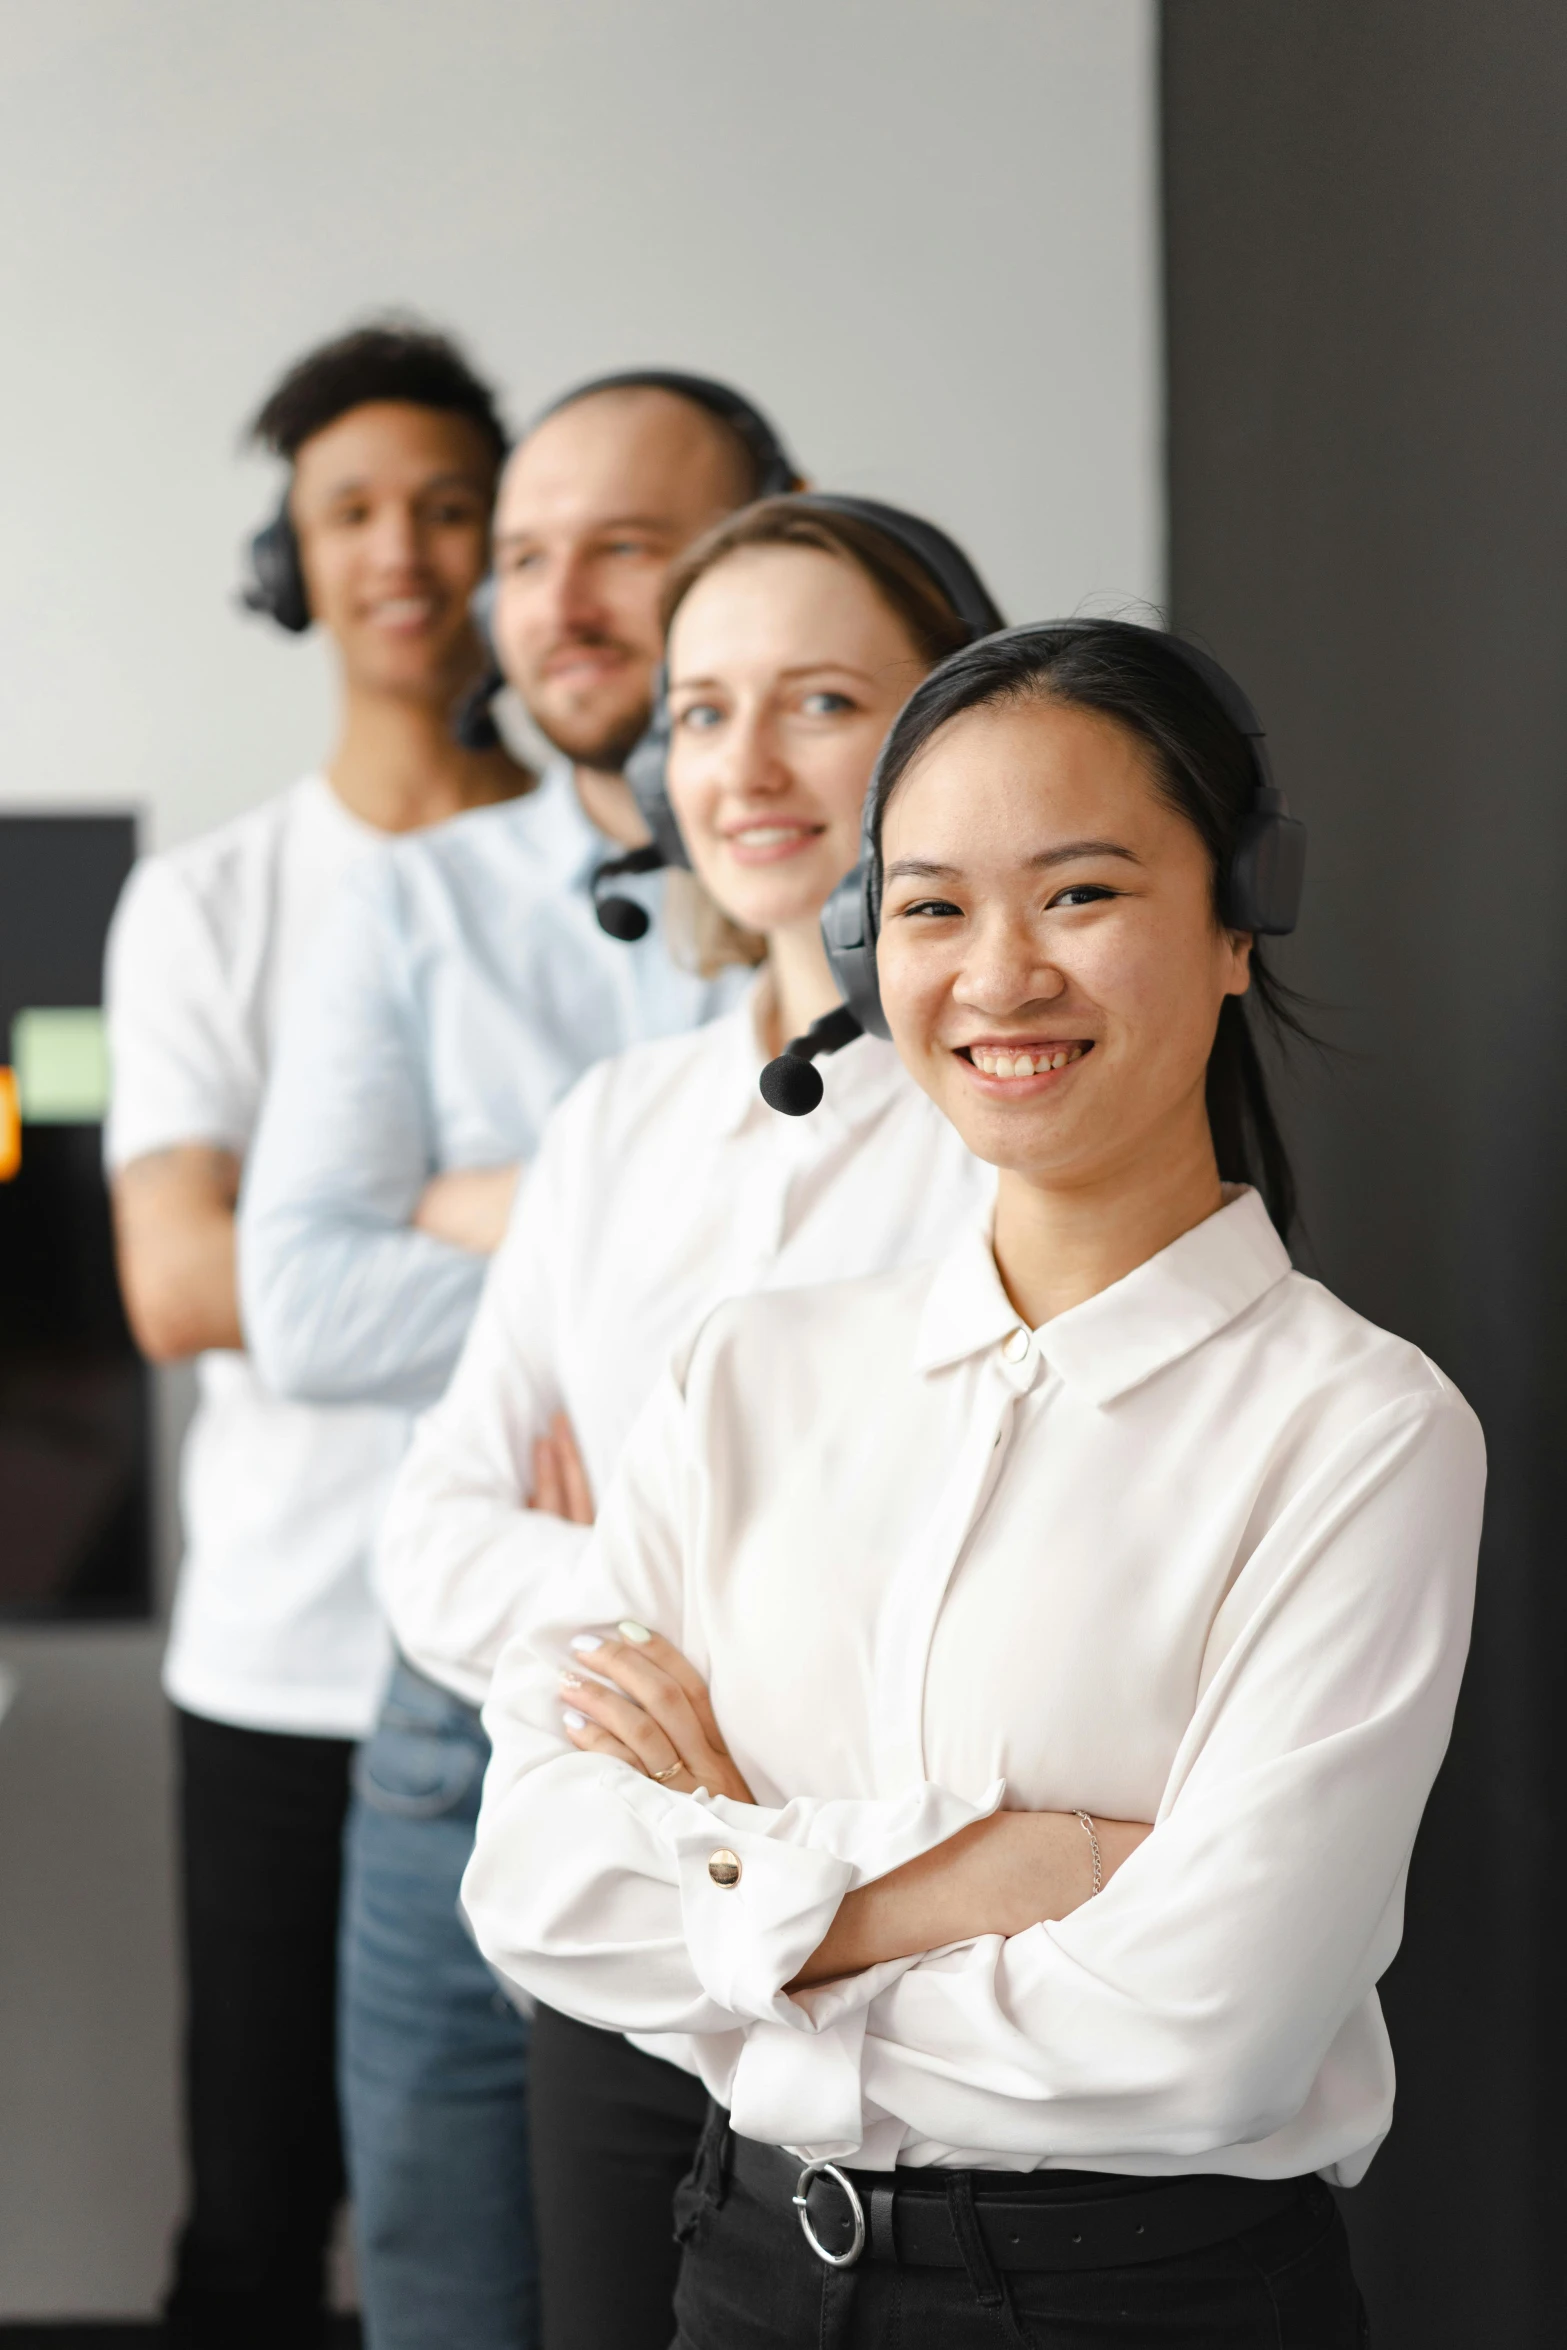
[662,868,768,981]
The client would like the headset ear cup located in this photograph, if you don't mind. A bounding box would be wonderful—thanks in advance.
[450,578,504,748]
[623,686,690,871]
[452,664,506,751]
[1223,807,1307,935]
[243,502,311,634]
[819,863,891,1041]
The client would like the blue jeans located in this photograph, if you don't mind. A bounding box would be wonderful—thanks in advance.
[340,1658,539,2350]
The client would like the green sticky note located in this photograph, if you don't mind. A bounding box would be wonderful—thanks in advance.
[12,1008,110,1123]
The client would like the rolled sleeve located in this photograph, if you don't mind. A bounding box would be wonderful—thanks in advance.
[665,1796,853,2021]
[657,1776,1001,2025]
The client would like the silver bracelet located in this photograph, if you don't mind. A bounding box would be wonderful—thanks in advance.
[1074,1810,1102,1898]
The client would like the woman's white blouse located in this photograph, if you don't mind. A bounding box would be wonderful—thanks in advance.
[465,1190,1484,2185]
[377,986,994,1705]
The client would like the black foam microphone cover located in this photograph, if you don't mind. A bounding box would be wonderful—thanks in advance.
[759,1054,825,1117]
[592,843,666,939]
[596,894,652,942]
[757,1004,865,1116]
[453,664,505,751]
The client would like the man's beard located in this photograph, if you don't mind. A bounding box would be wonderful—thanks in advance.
[541,704,654,776]
[522,634,654,776]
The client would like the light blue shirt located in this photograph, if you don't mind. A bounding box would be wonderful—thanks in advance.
[240,765,738,1414]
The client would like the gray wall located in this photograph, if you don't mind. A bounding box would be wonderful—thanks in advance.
[0,3,1162,2315]
[1163,6,1567,2343]
[0,0,1162,856]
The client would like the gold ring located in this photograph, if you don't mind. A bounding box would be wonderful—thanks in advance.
[649,1759,683,1783]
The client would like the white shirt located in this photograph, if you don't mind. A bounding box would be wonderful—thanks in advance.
[104,775,407,1736]
[465,1189,1484,2185]
[380,986,995,1709]
[240,766,735,1414]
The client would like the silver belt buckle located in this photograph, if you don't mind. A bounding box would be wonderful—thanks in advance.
[792,2157,866,2269]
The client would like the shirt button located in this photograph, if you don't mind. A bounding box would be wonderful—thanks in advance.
[1002,1327,1030,1363]
[708,1849,742,1888]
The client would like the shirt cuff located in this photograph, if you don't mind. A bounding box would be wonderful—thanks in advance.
[640,1775,1006,2029]
[668,1804,852,2022]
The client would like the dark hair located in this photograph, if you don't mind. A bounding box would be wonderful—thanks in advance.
[660,497,979,669]
[249,319,508,468]
[869,621,1308,1235]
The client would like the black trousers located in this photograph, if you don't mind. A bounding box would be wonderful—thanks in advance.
[528,2003,709,2350]
[165,1706,355,2350]
[671,2110,1370,2350]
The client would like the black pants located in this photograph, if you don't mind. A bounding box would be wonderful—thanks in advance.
[671,2111,1370,2350]
[165,1707,354,2350]
[528,2003,709,2350]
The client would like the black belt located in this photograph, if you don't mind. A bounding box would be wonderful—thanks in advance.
[732,2135,1311,2274]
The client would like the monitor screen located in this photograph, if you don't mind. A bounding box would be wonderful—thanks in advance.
[0,812,151,1620]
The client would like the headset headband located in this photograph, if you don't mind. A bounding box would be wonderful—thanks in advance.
[529,369,800,499]
[784,494,1004,642]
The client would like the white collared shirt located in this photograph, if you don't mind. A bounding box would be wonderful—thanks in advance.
[378,984,995,1707]
[465,1190,1484,2184]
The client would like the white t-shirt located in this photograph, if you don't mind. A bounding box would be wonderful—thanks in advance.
[104,775,406,1737]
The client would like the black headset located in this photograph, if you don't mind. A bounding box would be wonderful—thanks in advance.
[241,496,312,634]
[592,494,1006,944]
[759,617,1308,1116]
[453,370,802,759]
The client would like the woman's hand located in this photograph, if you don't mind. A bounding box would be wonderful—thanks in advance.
[559,1624,754,1805]
[528,1413,595,1525]
[788,1807,1152,1991]
[412,1164,520,1254]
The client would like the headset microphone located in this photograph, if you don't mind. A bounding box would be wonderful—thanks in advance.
[759,619,1308,1117]
[591,845,665,941]
[757,1005,863,1115]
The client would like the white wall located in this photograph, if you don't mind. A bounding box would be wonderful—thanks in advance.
[0,0,1161,2315]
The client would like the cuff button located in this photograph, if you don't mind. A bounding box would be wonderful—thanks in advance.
[708,1848,742,1887]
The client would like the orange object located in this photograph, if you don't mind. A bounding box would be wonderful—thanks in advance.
[0,1068,18,1181]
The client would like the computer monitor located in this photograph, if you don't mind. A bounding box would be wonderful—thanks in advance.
[0,812,151,1620]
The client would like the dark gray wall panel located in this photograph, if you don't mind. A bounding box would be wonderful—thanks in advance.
[1163,7,1566,2342]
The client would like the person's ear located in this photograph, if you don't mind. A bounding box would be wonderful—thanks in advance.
[1223,927,1255,997]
